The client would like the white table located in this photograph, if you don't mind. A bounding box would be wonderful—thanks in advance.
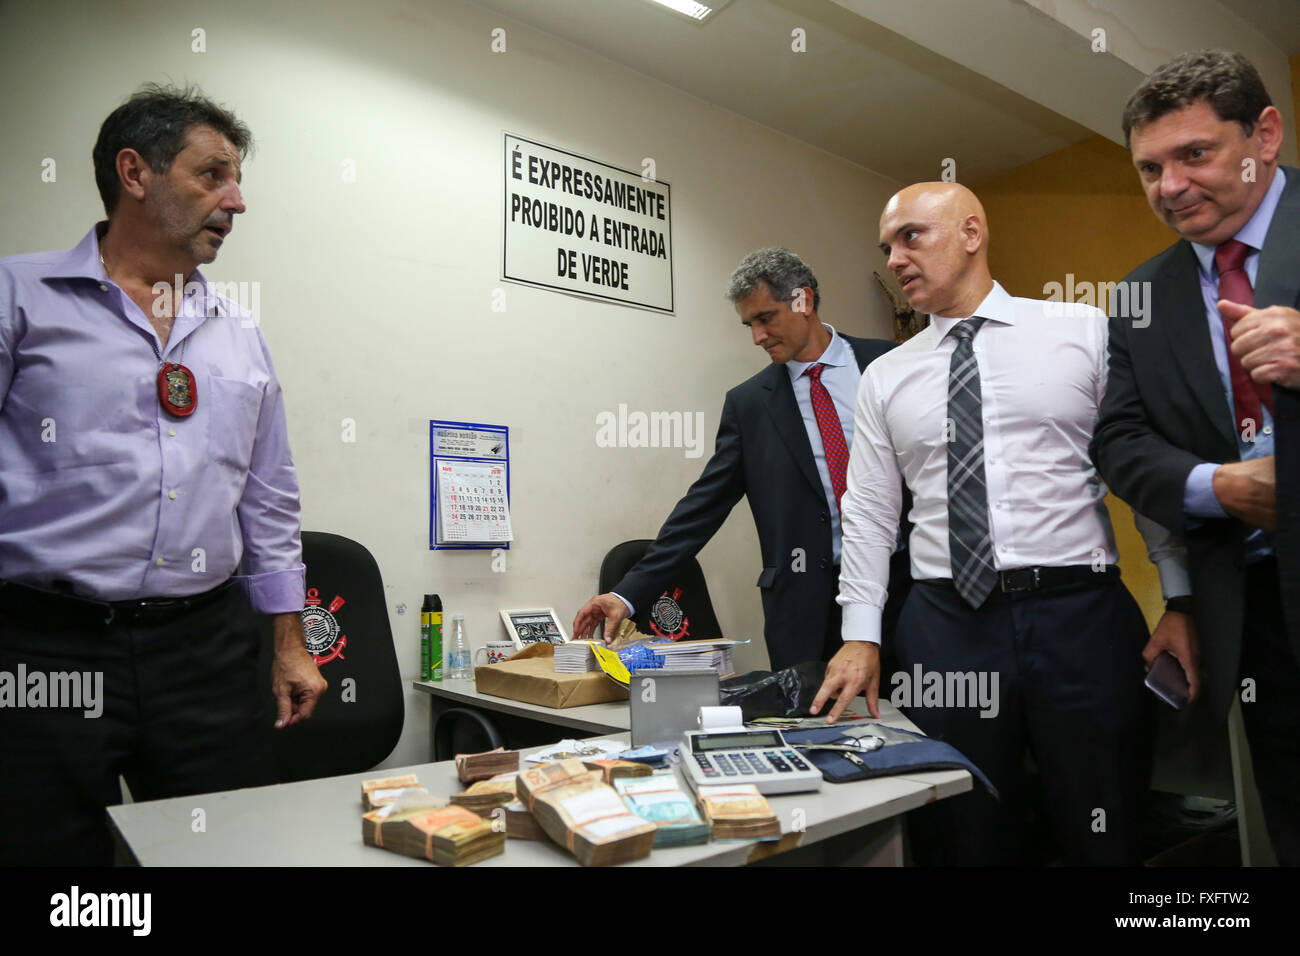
[108,697,970,867]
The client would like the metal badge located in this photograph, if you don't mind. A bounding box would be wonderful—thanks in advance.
[157,362,198,417]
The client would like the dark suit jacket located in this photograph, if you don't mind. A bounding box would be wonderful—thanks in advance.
[615,335,911,670]
[1091,165,1300,722]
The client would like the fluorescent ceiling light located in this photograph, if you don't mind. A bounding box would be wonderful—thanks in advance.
[640,0,730,24]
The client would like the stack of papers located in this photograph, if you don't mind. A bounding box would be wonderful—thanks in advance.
[554,640,599,673]
[648,640,739,678]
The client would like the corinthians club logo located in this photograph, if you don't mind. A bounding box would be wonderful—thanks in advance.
[301,588,348,666]
[650,587,690,641]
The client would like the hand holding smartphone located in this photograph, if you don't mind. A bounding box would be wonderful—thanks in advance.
[1145,650,1191,710]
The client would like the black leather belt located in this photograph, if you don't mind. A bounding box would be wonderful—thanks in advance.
[998,564,1118,593]
[0,578,236,627]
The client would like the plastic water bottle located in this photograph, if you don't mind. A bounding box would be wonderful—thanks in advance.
[447,614,472,679]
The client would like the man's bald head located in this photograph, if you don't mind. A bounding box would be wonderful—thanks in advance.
[878,181,994,318]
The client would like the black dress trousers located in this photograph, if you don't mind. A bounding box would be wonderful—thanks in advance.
[893,573,1152,866]
[0,584,277,866]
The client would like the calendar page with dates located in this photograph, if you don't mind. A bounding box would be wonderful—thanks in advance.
[436,462,513,543]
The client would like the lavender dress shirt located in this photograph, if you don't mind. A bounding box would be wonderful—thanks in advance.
[0,225,304,613]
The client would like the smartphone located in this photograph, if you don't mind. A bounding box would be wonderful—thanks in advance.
[1145,651,1190,710]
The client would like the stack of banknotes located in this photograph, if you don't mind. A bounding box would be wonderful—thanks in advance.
[517,758,657,865]
[456,747,520,783]
[583,759,653,785]
[614,774,709,847]
[360,774,426,811]
[362,801,504,866]
[694,783,781,840]
[449,773,520,815]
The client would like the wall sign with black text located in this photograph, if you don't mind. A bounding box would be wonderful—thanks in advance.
[503,133,673,313]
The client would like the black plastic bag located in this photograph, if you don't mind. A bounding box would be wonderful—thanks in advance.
[719,661,827,720]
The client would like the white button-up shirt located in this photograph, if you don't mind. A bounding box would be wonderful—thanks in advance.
[838,281,1130,644]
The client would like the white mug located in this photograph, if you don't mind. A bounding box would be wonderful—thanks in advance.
[474,641,515,666]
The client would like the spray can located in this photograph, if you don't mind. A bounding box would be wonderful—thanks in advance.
[421,594,443,681]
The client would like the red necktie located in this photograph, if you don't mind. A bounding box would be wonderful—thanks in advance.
[1215,239,1273,434]
[806,363,849,513]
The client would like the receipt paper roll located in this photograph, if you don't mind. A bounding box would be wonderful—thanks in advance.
[698,706,746,731]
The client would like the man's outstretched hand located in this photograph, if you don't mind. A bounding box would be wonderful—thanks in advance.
[571,593,630,645]
[810,641,881,721]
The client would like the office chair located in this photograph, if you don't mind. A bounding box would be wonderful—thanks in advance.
[597,539,724,641]
[432,707,507,761]
[258,531,404,782]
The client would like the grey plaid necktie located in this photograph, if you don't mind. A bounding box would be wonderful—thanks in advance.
[947,317,997,608]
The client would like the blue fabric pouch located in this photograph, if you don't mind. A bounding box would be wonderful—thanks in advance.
[783,725,997,797]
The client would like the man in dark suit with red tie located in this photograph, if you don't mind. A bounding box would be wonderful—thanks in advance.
[572,248,909,670]
[1091,49,1300,864]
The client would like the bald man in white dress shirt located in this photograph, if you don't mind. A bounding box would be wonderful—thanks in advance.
[812,183,1179,865]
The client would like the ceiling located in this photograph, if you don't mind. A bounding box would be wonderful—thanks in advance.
[467,0,1096,184]
[1219,0,1300,57]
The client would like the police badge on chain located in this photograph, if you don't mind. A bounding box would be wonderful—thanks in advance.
[157,362,198,417]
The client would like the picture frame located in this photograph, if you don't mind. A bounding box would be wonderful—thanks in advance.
[499,607,570,650]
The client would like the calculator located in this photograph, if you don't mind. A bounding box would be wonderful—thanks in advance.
[681,729,823,794]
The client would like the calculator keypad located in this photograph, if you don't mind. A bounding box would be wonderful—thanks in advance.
[690,742,820,791]
[783,750,811,771]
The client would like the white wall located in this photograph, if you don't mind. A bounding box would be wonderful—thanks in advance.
[0,0,900,766]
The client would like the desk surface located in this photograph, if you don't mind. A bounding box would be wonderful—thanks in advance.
[413,677,630,734]
[109,699,970,867]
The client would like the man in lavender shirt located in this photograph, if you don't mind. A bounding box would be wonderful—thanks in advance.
[0,85,326,865]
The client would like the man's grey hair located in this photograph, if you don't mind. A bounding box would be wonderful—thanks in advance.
[725,248,820,312]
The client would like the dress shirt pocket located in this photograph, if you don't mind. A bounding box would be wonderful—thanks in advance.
[756,566,778,589]
[207,376,264,473]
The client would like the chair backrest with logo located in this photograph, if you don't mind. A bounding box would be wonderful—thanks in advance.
[258,531,404,782]
[597,539,723,641]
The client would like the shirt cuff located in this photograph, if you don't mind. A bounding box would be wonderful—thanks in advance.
[239,564,306,614]
[612,592,634,616]
[1153,557,1192,601]
[840,603,883,645]
[1183,463,1228,519]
